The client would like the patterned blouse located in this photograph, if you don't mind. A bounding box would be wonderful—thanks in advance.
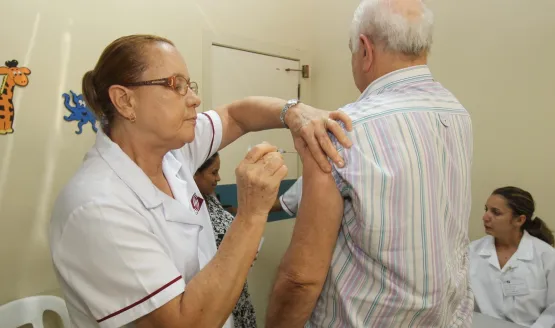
[205,194,258,328]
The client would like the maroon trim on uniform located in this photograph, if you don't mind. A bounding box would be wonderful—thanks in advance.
[97,275,182,323]
[200,112,215,160]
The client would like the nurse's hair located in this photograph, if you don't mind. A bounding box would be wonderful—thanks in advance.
[493,186,554,247]
[82,34,174,133]
[196,152,220,174]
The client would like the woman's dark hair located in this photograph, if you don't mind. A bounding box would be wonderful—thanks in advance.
[196,152,219,174]
[493,186,554,246]
[82,34,174,133]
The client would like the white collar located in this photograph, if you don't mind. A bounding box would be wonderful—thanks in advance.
[94,129,182,210]
[478,231,535,271]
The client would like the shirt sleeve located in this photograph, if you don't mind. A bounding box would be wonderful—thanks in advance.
[328,120,352,197]
[180,110,223,173]
[531,251,555,328]
[279,176,303,216]
[52,201,186,328]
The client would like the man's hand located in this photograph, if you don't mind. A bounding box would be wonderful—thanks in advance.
[285,104,353,172]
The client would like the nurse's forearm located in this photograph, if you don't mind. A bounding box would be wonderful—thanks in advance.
[135,215,265,328]
[216,96,286,150]
[266,167,343,327]
[182,214,266,327]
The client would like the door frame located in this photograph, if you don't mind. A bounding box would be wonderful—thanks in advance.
[202,30,310,177]
[201,29,312,114]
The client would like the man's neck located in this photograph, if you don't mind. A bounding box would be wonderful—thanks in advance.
[365,53,428,89]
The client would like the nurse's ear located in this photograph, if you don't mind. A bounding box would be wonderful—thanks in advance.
[108,85,137,121]
[513,214,527,228]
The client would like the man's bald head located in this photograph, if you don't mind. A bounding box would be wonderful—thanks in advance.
[350,0,434,57]
[389,0,425,22]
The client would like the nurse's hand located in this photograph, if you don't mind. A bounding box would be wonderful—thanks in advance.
[294,136,322,171]
[235,143,288,219]
[285,104,353,173]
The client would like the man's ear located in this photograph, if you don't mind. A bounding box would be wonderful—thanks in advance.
[359,34,374,72]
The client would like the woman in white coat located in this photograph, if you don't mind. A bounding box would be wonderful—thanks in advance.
[470,186,555,328]
[48,34,352,328]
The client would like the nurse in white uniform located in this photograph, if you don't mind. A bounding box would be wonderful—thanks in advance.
[469,186,555,328]
[48,34,352,328]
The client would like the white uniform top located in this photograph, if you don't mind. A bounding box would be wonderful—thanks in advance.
[49,111,234,328]
[278,176,302,216]
[470,231,555,328]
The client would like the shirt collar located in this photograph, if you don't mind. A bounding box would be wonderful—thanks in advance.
[357,65,434,101]
[163,150,183,178]
[478,235,496,257]
[514,231,535,261]
[478,231,535,261]
[94,129,163,209]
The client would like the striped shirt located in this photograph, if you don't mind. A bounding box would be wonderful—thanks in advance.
[307,66,475,327]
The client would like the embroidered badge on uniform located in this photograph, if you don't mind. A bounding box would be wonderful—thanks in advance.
[191,193,204,214]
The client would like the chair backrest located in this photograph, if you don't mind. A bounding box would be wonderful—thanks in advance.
[0,295,71,328]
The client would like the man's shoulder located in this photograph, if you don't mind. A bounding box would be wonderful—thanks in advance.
[339,85,467,126]
[338,95,412,127]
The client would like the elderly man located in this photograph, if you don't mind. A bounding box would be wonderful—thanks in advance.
[266,0,474,327]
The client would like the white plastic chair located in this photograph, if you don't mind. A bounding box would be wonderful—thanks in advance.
[0,295,71,328]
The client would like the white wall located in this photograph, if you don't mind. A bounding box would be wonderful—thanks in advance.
[428,0,555,240]
[309,0,361,111]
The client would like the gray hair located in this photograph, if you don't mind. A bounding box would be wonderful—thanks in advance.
[350,0,434,56]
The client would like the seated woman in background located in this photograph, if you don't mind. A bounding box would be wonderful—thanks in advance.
[194,152,257,328]
[469,186,555,327]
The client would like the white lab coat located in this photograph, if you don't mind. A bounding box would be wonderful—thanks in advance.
[469,231,555,328]
[49,111,234,328]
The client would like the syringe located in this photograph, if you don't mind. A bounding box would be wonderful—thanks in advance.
[247,145,296,154]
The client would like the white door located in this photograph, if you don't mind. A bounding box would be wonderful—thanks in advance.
[211,45,300,327]
[211,45,300,183]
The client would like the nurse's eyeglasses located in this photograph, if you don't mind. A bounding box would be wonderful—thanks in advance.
[123,76,198,96]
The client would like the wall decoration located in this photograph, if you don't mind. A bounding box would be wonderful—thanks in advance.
[62,90,98,135]
[0,60,31,135]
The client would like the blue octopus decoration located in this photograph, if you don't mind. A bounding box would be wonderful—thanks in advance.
[62,90,98,134]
